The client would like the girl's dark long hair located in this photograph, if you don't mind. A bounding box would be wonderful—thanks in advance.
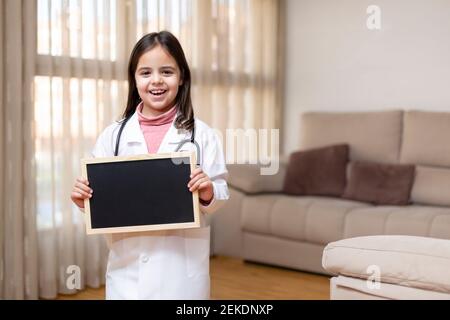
[122,31,194,131]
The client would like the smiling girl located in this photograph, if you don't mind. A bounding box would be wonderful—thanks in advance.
[70,31,229,300]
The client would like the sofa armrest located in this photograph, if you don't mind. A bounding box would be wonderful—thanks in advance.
[227,156,288,194]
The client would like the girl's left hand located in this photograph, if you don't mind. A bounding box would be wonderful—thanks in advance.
[188,168,214,205]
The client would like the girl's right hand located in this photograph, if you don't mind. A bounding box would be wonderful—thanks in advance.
[71,177,93,209]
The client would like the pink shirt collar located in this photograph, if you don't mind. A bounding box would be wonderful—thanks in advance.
[137,102,177,126]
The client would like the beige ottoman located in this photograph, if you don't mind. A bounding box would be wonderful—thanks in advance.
[322,235,450,300]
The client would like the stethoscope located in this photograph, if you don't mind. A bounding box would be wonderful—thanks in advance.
[114,115,201,165]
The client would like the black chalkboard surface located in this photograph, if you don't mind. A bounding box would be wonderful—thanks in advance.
[81,152,200,234]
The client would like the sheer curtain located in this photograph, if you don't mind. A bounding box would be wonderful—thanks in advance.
[34,0,127,299]
[133,0,284,146]
[1,0,283,299]
[1,0,39,299]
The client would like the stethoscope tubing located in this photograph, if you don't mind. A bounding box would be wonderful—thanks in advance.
[114,116,201,165]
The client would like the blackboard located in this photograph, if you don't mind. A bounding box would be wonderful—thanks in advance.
[81,152,200,234]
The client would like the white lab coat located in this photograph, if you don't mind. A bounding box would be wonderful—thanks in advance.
[90,110,229,299]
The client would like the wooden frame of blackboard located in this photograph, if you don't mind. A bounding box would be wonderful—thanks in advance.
[81,151,200,235]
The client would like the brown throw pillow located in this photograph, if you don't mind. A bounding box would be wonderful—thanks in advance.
[283,144,349,196]
[342,161,415,205]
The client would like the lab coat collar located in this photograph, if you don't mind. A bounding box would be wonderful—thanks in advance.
[121,110,191,146]
[121,111,145,144]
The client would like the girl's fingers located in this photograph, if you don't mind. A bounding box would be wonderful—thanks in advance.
[71,191,85,200]
[198,181,212,190]
[76,177,89,185]
[189,178,205,191]
[73,187,92,199]
[187,173,206,188]
[189,168,203,178]
[71,177,92,204]
[189,177,211,192]
[75,181,92,194]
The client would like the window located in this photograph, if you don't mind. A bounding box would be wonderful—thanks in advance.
[35,0,281,229]
[35,0,125,229]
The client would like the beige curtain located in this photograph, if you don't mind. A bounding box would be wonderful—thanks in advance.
[134,0,284,153]
[1,0,39,299]
[1,0,283,299]
[34,0,126,299]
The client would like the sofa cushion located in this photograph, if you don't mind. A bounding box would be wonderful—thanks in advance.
[241,195,279,236]
[410,166,450,207]
[322,235,450,294]
[242,195,368,245]
[226,158,288,194]
[283,144,349,197]
[401,110,450,167]
[242,195,450,246]
[300,110,403,163]
[343,205,450,239]
[343,207,396,238]
[342,161,415,205]
[430,214,450,239]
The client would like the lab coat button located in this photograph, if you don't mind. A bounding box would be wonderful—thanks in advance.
[141,255,149,263]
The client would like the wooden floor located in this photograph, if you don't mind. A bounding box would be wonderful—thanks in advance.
[57,256,330,300]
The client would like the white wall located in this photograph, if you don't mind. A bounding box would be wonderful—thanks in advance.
[284,0,450,153]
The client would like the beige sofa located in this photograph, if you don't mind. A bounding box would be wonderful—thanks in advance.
[210,110,450,276]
